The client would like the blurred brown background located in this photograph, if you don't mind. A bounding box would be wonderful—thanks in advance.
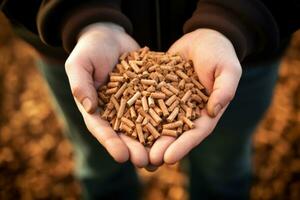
[0,13,300,200]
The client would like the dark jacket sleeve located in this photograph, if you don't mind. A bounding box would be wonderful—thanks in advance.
[36,0,132,53]
[183,0,300,61]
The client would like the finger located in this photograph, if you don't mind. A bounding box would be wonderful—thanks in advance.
[93,38,140,89]
[65,56,98,114]
[118,33,140,54]
[75,99,129,163]
[207,65,241,117]
[120,135,149,168]
[149,136,176,165]
[190,43,241,117]
[167,41,189,59]
[164,106,227,165]
[145,148,160,171]
[91,45,119,88]
[168,39,215,94]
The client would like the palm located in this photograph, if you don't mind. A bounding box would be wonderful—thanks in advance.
[149,29,242,165]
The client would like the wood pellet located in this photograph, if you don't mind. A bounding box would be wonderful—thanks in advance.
[97,47,209,146]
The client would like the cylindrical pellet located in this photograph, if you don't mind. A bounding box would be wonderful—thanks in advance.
[161,129,178,137]
[117,98,126,118]
[181,116,195,128]
[181,90,192,103]
[127,91,141,107]
[148,96,155,108]
[110,76,124,82]
[146,123,160,139]
[114,82,128,99]
[163,121,183,129]
[110,96,120,110]
[136,123,145,144]
[121,117,135,128]
[157,99,169,117]
[175,70,190,82]
[149,108,162,123]
[107,82,120,88]
[161,86,173,96]
[150,92,166,99]
[165,95,177,106]
[141,96,149,112]
[168,100,179,112]
[141,79,157,85]
[167,107,179,122]
[106,87,118,95]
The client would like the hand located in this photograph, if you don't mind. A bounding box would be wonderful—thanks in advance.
[65,23,148,167]
[149,28,242,165]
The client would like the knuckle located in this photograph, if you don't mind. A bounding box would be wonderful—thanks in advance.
[85,121,94,133]
[232,63,242,77]
[224,91,235,103]
[64,58,74,74]
[236,65,242,77]
[214,89,235,104]
[226,60,242,75]
[71,85,84,99]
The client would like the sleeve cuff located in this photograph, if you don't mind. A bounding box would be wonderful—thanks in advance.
[61,5,133,53]
[183,3,279,61]
[37,2,132,53]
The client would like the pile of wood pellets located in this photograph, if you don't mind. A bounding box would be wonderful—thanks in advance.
[97,47,208,146]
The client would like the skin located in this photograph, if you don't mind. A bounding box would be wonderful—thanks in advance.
[65,23,148,167]
[65,23,242,169]
[150,29,242,166]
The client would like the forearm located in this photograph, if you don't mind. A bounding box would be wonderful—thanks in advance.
[1,0,132,53]
[184,0,300,61]
[39,0,133,53]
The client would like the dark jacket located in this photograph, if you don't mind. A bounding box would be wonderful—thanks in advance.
[1,0,300,62]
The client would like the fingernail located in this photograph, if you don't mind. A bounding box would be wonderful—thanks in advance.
[213,104,222,117]
[145,164,158,172]
[82,97,92,113]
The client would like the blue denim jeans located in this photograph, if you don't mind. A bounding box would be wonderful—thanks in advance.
[189,60,279,200]
[37,59,140,200]
[36,58,279,200]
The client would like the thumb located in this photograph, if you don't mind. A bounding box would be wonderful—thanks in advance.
[207,65,242,117]
[65,58,98,114]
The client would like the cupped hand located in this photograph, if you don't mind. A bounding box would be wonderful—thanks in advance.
[149,28,242,166]
[65,23,148,167]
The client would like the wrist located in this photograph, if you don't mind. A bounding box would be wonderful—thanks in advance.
[78,22,125,41]
[187,28,236,58]
[191,28,233,45]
